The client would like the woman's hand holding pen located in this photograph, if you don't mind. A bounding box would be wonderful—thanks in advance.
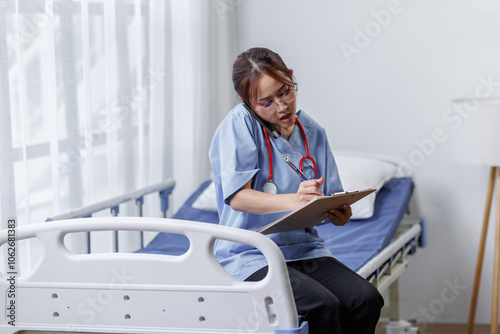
[294,177,326,208]
[295,177,352,226]
[230,177,352,220]
[296,174,352,226]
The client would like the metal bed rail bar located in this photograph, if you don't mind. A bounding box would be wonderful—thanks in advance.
[46,179,175,221]
[45,179,175,253]
[360,222,422,292]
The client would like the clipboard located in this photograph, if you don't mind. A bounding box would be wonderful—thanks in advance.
[256,188,377,234]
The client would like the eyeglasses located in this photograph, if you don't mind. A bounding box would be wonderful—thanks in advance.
[257,86,297,115]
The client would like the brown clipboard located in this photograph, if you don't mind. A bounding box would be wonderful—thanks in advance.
[256,188,377,235]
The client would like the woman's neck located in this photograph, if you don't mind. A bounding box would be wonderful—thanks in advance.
[280,124,295,140]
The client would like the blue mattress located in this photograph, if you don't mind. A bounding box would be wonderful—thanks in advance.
[138,178,414,272]
[316,177,414,271]
[136,180,216,255]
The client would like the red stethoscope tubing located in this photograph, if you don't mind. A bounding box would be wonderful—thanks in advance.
[297,118,318,179]
[262,117,318,182]
[262,125,274,181]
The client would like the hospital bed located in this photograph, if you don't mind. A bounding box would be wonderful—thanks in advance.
[0,153,425,334]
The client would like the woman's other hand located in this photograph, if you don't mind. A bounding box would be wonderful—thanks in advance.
[324,204,352,226]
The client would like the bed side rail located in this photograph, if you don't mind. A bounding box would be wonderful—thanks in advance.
[46,179,175,252]
[0,218,303,334]
[359,223,422,293]
[47,180,176,221]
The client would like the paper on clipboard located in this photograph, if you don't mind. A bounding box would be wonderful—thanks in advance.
[256,188,377,235]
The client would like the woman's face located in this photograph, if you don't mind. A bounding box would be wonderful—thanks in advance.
[251,73,297,139]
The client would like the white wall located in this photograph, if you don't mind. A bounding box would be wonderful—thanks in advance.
[234,0,500,324]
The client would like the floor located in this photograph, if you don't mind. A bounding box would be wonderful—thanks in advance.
[375,322,495,333]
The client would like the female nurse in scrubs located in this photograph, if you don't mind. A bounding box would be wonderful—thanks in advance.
[209,47,383,334]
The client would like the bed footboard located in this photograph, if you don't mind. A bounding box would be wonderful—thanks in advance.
[0,218,306,334]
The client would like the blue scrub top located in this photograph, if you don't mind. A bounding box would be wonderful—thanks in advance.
[209,103,343,281]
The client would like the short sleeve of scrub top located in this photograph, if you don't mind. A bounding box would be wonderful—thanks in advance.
[208,105,261,207]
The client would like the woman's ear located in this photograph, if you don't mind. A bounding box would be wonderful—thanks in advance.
[290,69,294,76]
[242,101,252,113]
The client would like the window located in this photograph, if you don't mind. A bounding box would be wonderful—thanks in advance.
[0,0,173,273]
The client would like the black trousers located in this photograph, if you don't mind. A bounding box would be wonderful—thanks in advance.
[245,256,384,334]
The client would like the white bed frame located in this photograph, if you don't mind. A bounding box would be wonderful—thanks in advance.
[360,190,423,333]
[0,218,308,334]
[0,179,424,334]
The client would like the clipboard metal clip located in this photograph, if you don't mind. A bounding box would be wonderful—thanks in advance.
[332,190,360,196]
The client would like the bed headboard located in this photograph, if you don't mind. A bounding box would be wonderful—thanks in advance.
[0,218,303,334]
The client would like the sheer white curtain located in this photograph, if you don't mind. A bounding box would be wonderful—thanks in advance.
[0,0,173,272]
[0,0,238,274]
[171,0,238,211]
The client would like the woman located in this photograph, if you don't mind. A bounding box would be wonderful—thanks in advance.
[209,47,383,334]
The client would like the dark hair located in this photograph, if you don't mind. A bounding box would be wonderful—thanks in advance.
[232,47,296,108]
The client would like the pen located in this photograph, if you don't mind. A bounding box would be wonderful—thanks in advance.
[284,157,309,181]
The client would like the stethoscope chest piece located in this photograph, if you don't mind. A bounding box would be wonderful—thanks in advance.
[263,181,278,194]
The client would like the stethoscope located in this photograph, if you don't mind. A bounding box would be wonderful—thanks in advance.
[262,117,318,194]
